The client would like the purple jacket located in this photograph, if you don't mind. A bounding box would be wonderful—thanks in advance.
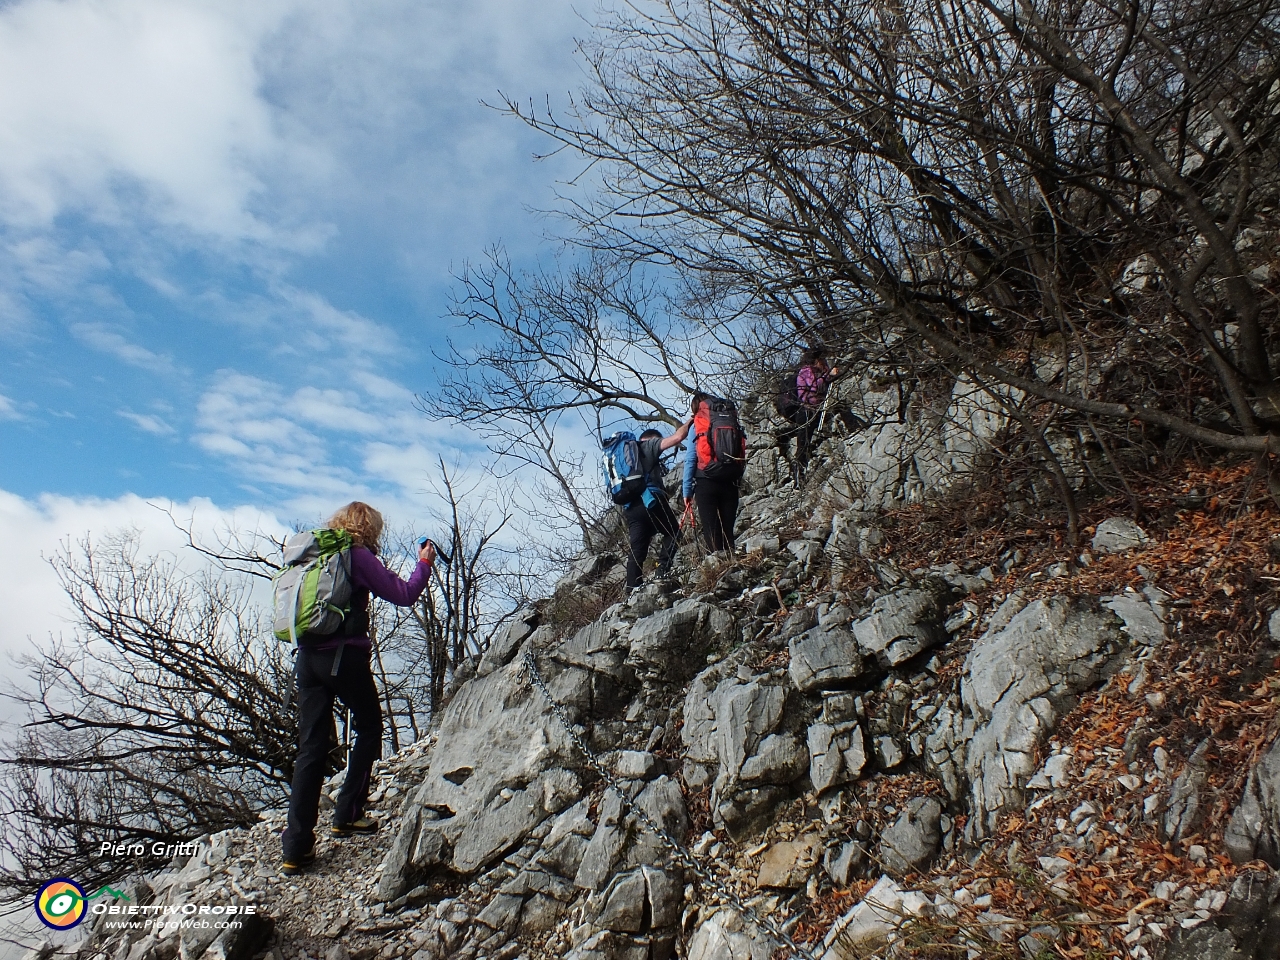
[304,546,432,652]
[796,364,829,407]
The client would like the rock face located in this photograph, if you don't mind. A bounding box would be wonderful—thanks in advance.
[850,580,952,668]
[878,797,943,877]
[682,662,809,837]
[1091,517,1150,554]
[788,625,869,693]
[1225,737,1280,866]
[956,595,1131,837]
[378,653,583,898]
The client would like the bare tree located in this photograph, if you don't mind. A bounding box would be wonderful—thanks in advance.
[0,532,295,895]
[422,247,763,551]
[409,460,516,715]
[504,0,1280,534]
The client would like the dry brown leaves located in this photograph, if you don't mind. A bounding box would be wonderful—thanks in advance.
[793,459,1280,956]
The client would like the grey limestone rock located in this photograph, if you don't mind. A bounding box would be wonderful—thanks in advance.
[1091,517,1150,554]
[1163,739,1213,846]
[576,792,628,891]
[961,596,1128,837]
[807,721,867,793]
[742,534,781,556]
[575,777,687,892]
[685,912,774,960]
[611,750,663,781]
[851,580,952,667]
[788,626,870,693]
[475,894,524,935]
[596,870,647,932]
[1102,591,1166,646]
[824,840,867,886]
[626,600,736,684]
[376,653,586,899]
[878,797,943,877]
[478,607,538,676]
[820,876,923,959]
[1226,737,1280,866]
[875,736,905,770]
[698,671,807,834]
[739,733,808,785]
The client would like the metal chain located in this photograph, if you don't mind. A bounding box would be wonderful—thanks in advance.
[521,651,824,960]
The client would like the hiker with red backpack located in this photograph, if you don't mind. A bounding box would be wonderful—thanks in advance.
[276,501,436,877]
[683,392,748,553]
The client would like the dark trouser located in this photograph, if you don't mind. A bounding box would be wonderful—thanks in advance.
[624,495,681,589]
[694,476,740,553]
[781,405,821,482]
[282,644,383,861]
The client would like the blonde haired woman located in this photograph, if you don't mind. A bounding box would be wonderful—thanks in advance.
[281,502,435,876]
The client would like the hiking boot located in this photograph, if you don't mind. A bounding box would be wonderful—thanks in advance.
[280,850,316,876]
[331,817,380,838]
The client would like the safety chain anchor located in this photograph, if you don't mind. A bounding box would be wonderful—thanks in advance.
[521,651,824,960]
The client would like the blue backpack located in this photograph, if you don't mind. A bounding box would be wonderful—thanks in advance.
[601,432,648,506]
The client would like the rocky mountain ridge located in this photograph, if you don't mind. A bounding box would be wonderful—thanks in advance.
[33,457,1280,960]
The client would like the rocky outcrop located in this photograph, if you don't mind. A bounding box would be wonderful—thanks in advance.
[61,403,1256,960]
[927,594,1135,838]
[681,661,808,837]
[1225,737,1280,867]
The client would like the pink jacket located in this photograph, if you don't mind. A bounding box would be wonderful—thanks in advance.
[796,364,829,407]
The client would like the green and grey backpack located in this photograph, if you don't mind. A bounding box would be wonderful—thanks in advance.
[272,528,354,643]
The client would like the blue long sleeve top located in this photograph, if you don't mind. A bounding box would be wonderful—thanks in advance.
[682,436,698,498]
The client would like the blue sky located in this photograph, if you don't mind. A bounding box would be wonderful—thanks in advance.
[0,0,591,652]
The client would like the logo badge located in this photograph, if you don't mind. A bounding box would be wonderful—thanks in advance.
[34,878,88,930]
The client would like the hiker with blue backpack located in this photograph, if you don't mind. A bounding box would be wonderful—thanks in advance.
[683,392,748,553]
[602,420,693,590]
[273,501,436,877]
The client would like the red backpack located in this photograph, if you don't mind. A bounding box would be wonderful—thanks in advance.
[695,398,747,481]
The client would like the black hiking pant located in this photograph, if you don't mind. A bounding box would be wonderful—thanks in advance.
[624,495,681,589]
[694,476,740,553]
[282,644,382,861]
[783,404,822,482]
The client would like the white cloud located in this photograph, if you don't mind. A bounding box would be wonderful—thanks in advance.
[0,0,314,242]
[117,409,174,435]
[0,489,286,663]
[0,393,20,421]
[71,322,178,375]
[280,288,401,358]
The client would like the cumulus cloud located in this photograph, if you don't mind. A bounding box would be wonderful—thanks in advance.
[189,366,485,517]
[0,488,287,660]
[0,0,317,242]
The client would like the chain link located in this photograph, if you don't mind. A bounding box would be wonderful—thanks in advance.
[521,651,824,960]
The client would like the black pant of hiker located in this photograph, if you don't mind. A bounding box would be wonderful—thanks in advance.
[282,644,382,861]
[694,476,740,553]
[624,495,681,589]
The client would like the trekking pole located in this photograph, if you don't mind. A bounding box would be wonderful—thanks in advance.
[815,382,835,434]
[679,500,696,542]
